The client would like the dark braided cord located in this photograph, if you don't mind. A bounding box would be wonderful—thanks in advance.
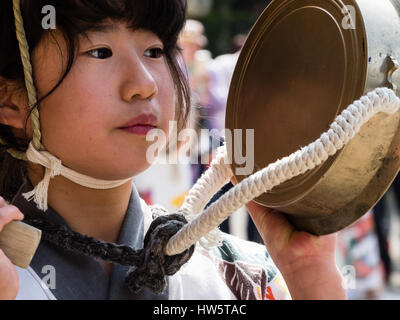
[24,213,195,294]
[24,218,143,266]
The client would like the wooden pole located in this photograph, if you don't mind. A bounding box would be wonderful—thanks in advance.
[0,221,41,269]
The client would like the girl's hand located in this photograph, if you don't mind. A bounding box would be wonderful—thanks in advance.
[245,201,346,299]
[0,197,24,300]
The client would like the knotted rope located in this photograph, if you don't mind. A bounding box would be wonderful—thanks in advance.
[166,87,400,256]
[24,208,195,294]
[22,142,132,211]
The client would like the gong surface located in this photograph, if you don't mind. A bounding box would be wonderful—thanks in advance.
[226,0,400,234]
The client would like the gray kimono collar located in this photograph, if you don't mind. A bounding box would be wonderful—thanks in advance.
[12,178,169,300]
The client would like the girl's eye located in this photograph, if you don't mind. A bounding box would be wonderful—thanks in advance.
[87,47,113,59]
[144,47,165,59]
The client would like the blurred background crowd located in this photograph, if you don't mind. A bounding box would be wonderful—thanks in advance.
[133,0,400,300]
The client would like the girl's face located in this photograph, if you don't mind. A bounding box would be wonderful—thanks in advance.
[30,22,175,180]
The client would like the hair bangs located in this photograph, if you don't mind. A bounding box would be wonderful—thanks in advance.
[42,0,187,52]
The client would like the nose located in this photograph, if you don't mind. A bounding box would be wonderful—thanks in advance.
[120,53,158,102]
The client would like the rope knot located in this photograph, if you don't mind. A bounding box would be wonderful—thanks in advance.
[22,148,65,211]
[47,153,63,178]
[125,214,195,294]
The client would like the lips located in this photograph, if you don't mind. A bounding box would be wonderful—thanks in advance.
[120,113,158,136]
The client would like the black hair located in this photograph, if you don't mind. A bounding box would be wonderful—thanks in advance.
[0,0,190,201]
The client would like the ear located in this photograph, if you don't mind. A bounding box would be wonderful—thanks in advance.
[0,78,27,130]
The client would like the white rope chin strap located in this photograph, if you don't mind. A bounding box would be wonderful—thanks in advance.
[22,144,132,211]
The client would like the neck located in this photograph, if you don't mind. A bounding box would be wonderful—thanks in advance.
[27,163,133,243]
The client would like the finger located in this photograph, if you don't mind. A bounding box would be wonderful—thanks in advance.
[245,201,285,230]
[230,176,238,186]
[0,206,24,231]
[245,201,294,245]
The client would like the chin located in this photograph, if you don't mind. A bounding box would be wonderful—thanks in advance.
[131,161,152,177]
[110,160,152,180]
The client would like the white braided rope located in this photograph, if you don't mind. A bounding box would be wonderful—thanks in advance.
[166,87,400,256]
[178,146,233,248]
[23,142,132,211]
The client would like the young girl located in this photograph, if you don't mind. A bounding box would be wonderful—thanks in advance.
[0,0,346,300]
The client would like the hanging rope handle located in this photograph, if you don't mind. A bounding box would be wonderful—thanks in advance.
[166,87,400,256]
[12,0,42,152]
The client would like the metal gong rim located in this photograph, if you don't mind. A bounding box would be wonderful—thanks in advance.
[225,0,400,234]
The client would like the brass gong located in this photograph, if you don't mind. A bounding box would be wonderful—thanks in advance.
[226,0,400,235]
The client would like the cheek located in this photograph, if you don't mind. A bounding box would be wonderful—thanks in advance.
[32,47,104,144]
[38,67,113,159]
[41,76,103,128]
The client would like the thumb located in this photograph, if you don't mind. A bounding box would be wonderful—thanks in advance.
[245,201,294,247]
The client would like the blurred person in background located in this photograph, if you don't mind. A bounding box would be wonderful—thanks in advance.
[178,19,211,110]
[373,174,400,284]
[178,21,238,234]
[204,34,263,243]
[178,19,212,185]
[203,34,247,236]
[205,34,246,136]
